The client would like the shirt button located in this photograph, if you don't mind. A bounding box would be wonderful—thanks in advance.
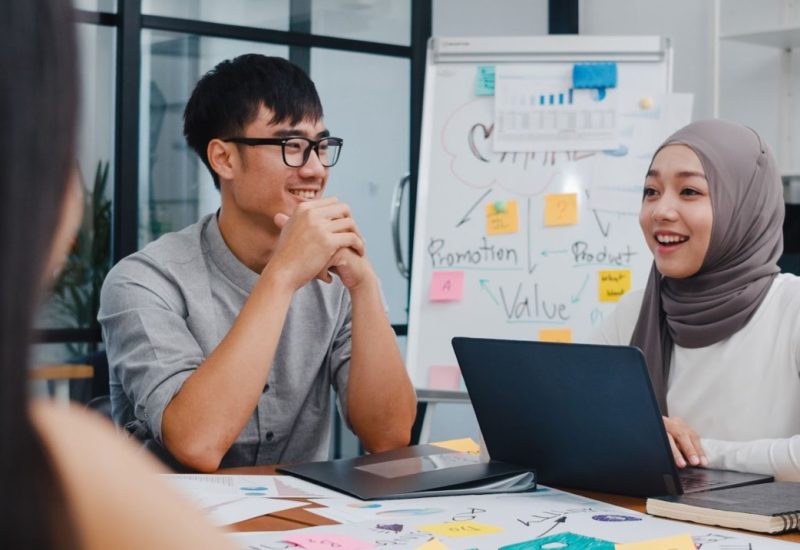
[263,383,270,393]
[265,431,274,441]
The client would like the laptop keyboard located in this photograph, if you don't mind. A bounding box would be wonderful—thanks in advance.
[678,470,728,492]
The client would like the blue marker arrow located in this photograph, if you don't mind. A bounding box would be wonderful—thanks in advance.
[571,274,590,303]
[540,249,567,257]
[479,279,499,305]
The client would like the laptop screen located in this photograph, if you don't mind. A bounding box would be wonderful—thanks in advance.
[452,337,682,497]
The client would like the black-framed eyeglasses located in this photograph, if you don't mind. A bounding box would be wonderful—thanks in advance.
[223,136,343,168]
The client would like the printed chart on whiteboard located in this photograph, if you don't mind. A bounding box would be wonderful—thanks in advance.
[406,37,693,390]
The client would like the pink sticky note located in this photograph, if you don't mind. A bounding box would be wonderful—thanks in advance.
[429,271,464,302]
[284,534,375,550]
[428,365,461,390]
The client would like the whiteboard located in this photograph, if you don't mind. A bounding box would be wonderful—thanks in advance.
[407,36,690,389]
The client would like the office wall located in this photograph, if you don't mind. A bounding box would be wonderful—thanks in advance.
[433,0,548,37]
[580,0,715,120]
[581,0,800,172]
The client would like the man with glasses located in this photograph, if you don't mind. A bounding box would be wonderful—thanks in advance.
[99,54,416,472]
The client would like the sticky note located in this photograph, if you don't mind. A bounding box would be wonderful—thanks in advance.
[415,540,450,550]
[427,365,461,390]
[573,62,617,100]
[598,269,631,302]
[615,533,695,550]
[544,193,578,226]
[486,199,519,235]
[501,532,614,550]
[284,534,375,550]
[475,65,495,96]
[419,521,503,538]
[538,328,572,343]
[429,271,464,302]
[431,438,481,455]
[639,97,654,110]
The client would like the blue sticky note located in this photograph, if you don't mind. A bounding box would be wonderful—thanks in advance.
[573,62,617,100]
[475,65,495,96]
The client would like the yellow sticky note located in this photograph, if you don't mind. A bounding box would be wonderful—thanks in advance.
[419,521,502,538]
[415,539,450,550]
[486,200,519,235]
[544,193,578,226]
[598,269,631,302]
[431,438,481,455]
[538,328,572,343]
[616,533,695,550]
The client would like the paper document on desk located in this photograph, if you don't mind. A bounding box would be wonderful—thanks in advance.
[162,474,307,525]
[206,497,302,526]
[162,473,344,499]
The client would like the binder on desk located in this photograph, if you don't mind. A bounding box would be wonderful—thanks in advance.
[278,443,535,500]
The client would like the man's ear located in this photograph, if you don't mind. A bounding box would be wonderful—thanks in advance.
[207,138,238,182]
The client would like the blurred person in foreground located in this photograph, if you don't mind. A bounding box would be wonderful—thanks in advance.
[0,2,237,548]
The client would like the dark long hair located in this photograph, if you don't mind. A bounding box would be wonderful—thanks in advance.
[0,1,80,548]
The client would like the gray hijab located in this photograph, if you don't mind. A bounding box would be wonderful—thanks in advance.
[630,119,784,414]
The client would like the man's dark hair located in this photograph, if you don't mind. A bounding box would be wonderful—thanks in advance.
[183,54,324,189]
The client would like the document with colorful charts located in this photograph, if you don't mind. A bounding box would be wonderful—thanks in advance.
[228,485,796,549]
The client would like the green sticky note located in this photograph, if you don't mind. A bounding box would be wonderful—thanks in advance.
[475,65,495,96]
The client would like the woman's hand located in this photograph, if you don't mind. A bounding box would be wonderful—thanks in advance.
[663,416,708,468]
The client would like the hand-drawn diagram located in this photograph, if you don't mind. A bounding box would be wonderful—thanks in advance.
[442,99,589,195]
[237,488,791,550]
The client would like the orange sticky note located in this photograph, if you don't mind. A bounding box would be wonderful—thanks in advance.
[615,533,695,550]
[598,269,631,302]
[486,200,519,235]
[427,365,461,390]
[429,271,464,302]
[415,540,450,550]
[544,193,578,226]
[431,438,481,455]
[419,521,502,538]
[539,328,572,343]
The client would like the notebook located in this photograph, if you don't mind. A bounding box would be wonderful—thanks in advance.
[278,443,535,500]
[452,337,773,497]
[646,482,800,534]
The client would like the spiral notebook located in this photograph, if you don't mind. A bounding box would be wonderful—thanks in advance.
[646,482,800,534]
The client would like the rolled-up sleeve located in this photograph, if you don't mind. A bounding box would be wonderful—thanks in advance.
[329,290,352,427]
[99,254,205,444]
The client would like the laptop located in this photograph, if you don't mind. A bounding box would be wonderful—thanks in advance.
[452,337,773,498]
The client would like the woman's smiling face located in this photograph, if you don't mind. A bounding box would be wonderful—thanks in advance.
[640,144,713,279]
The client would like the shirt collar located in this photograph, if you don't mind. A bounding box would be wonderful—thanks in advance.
[202,211,259,293]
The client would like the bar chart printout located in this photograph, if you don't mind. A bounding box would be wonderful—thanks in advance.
[494,67,619,152]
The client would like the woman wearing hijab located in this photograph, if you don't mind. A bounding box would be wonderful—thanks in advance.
[593,119,800,482]
[1,2,236,548]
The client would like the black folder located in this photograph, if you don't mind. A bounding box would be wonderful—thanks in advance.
[278,443,535,500]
